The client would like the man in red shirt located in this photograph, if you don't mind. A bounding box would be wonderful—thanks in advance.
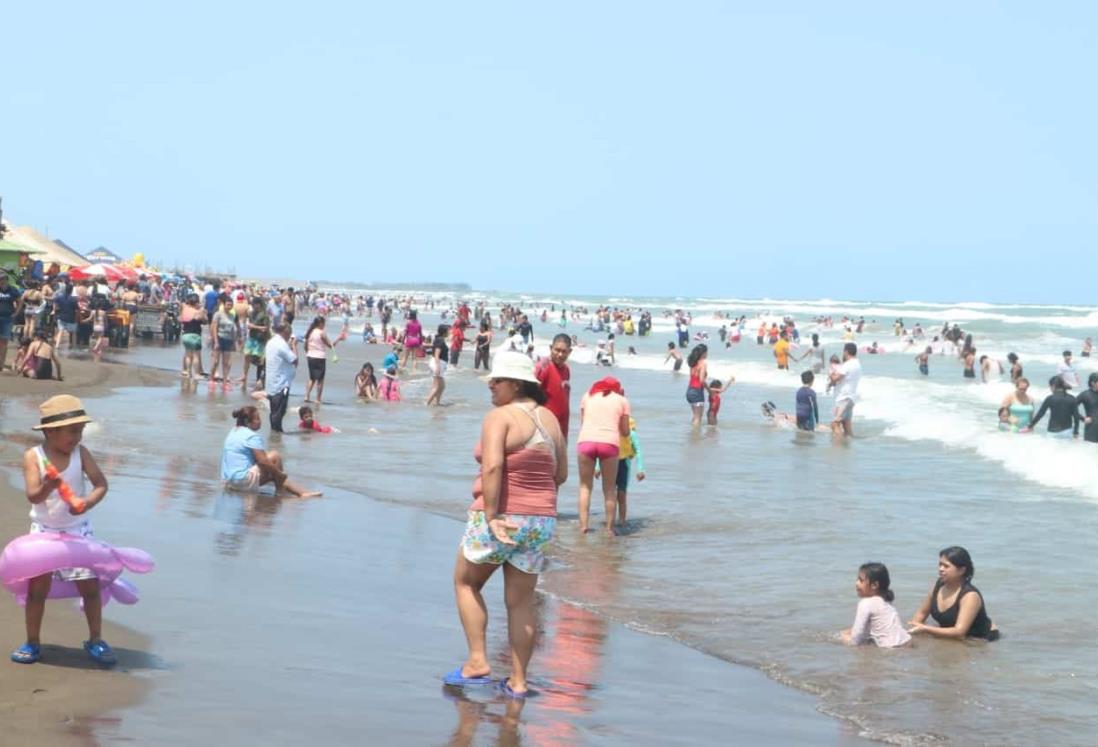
[535,333,573,439]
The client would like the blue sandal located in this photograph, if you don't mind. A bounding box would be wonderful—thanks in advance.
[84,639,117,667]
[442,666,493,686]
[11,642,41,664]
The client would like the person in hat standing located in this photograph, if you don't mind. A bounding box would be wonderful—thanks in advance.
[445,352,566,697]
[11,395,116,667]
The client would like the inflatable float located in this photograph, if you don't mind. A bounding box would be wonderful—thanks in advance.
[0,532,154,607]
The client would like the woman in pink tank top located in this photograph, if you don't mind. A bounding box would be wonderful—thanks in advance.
[445,352,567,698]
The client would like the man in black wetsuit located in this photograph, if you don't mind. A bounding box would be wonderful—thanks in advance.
[1075,372,1098,444]
[1027,375,1079,437]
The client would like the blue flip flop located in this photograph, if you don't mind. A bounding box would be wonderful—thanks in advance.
[84,639,117,667]
[442,666,493,686]
[11,642,41,664]
[498,678,529,699]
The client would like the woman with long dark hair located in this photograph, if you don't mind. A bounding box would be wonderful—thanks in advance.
[908,546,999,641]
[686,344,708,427]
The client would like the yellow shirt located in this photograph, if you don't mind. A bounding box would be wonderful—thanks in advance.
[774,339,791,366]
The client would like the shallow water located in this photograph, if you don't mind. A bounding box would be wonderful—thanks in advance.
[10,293,1098,745]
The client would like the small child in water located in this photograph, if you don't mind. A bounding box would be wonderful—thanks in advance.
[915,346,931,376]
[841,562,911,648]
[706,377,734,426]
[378,366,401,401]
[298,405,334,434]
[12,395,116,667]
[825,354,842,395]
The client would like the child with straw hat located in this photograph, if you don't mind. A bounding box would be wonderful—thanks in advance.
[11,394,116,667]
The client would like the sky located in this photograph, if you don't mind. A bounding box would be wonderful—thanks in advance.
[2,2,1095,303]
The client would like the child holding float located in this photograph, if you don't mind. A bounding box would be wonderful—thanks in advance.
[9,395,116,666]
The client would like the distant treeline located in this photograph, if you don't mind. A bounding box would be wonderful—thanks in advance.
[311,280,471,291]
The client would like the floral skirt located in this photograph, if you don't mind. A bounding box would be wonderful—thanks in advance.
[461,511,555,574]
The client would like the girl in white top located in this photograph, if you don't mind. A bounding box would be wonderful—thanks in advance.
[841,562,912,648]
[12,395,115,666]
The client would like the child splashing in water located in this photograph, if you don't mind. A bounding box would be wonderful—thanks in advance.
[11,395,115,666]
[840,562,911,648]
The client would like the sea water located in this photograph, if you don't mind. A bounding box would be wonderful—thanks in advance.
[31,293,1098,746]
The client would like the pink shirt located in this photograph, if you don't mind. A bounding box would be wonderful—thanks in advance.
[577,392,630,445]
[306,329,327,358]
[470,443,557,517]
[849,596,911,648]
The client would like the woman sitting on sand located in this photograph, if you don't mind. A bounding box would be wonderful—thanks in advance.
[908,546,999,641]
[220,406,321,497]
[445,352,566,697]
[21,331,63,381]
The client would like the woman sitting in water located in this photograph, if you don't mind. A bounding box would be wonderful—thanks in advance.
[908,546,999,641]
[220,406,321,497]
[445,351,567,697]
[999,377,1034,431]
[355,362,378,400]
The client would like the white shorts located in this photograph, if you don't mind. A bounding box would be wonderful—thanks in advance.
[225,464,262,492]
[30,520,96,581]
[430,357,448,378]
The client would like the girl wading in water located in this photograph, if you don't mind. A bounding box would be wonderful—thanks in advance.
[444,352,566,697]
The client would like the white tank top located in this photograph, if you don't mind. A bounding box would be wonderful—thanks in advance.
[29,446,88,529]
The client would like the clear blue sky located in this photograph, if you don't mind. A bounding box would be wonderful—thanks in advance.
[3,2,1095,303]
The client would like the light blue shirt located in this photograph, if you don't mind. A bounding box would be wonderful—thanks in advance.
[221,427,264,482]
[264,334,297,394]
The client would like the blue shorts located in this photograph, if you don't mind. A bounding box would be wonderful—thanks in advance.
[616,459,631,492]
[217,336,235,352]
[0,317,12,341]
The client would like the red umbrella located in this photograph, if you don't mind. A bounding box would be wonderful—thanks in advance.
[69,263,131,283]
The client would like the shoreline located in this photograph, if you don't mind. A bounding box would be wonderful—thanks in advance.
[0,360,167,745]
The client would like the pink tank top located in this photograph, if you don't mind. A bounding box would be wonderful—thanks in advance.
[470,405,557,517]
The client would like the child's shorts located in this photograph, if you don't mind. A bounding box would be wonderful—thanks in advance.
[225,465,263,492]
[615,459,631,491]
[30,520,96,581]
[461,511,555,574]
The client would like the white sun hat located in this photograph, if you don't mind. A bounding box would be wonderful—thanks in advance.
[490,351,539,383]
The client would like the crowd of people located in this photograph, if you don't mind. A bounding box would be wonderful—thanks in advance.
[14,277,1087,698]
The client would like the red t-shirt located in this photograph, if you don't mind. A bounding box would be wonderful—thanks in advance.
[535,358,571,438]
[451,325,465,351]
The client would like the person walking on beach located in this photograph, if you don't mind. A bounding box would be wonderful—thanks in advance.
[209,296,240,391]
[1007,352,1023,383]
[445,352,566,697]
[830,343,862,438]
[665,342,684,372]
[0,273,24,371]
[264,323,298,433]
[242,296,270,391]
[179,293,208,379]
[535,333,572,440]
[426,324,449,406]
[304,316,341,404]
[799,333,825,374]
[915,346,931,376]
[576,377,631,535]
[685,344,708,427]
[1075,373,1098,444]
[221,406,321,497]
[11,395,115,666]
[400,310,423,373]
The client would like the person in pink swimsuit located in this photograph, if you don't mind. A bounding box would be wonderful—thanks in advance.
[445,351,567,698]
[400,310,423,373]
[576,377,631,535]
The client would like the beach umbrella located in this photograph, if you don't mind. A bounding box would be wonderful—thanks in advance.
[69,263,131,283]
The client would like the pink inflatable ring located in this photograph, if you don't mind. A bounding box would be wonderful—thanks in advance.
[0,533,154,607]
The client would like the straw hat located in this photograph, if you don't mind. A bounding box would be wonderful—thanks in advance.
[489,351,539,383]
[32,394,93,430]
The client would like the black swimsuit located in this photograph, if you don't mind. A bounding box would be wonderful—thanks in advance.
[930,579,997,640]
